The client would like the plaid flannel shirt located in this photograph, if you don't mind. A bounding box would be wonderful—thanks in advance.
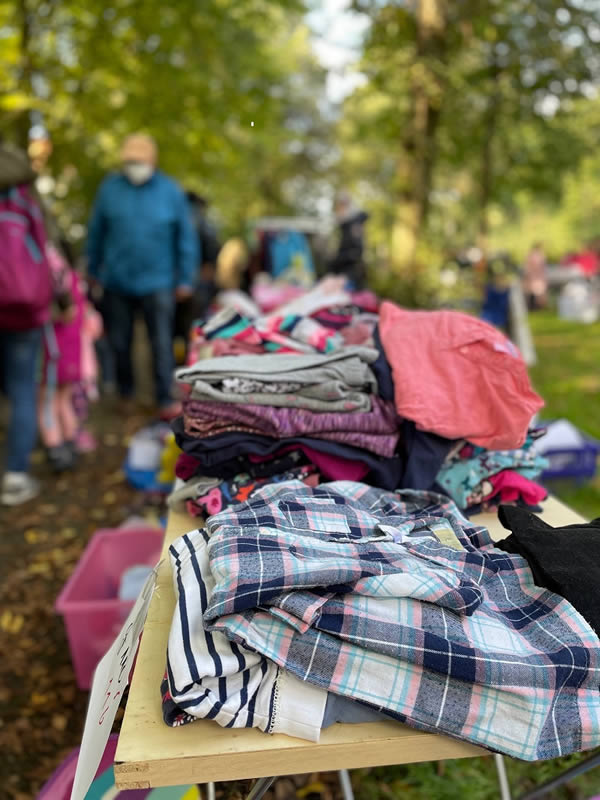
[197,481,600,760]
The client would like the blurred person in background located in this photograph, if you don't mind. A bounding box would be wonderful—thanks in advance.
[524,242,548,311]
[186,192,220,280]
[0,144,53,505]
[87,134,197,419]
[215,236,249,291]
[565,240,600,278]
[328,190,369,289]
[38,243,103,471]
[174,192,220,353]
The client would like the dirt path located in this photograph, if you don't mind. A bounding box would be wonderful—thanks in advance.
[0,400,158,799]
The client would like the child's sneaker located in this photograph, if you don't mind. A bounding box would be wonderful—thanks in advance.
[47,444,75,472]
[1,472,40,506]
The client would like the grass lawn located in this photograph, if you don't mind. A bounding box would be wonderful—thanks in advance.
[529,311,600,520]
[349,311,600,799]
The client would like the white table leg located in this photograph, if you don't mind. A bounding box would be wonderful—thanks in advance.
[494,754,512,800]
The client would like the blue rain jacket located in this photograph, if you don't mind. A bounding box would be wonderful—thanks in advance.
[87,170,197,296]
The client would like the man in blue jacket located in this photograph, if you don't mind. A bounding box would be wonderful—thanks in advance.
[87,134,197,417]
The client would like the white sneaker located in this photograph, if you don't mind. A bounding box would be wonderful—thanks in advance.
[1,472,40,506]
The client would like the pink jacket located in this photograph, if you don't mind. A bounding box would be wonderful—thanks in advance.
[81,301,102,394]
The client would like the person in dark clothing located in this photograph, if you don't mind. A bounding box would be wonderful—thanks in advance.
[186,192,221,270]
[174,192,220,344]
[328,191,368,289]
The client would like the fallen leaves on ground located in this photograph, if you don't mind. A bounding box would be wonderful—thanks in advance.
[0,403,156,799]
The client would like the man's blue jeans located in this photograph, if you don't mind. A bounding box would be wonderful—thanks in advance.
[0,327,42,472]
[103,289,175,408]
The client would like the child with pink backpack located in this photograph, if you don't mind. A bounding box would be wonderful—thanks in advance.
[38,244,102,471]
[0,176,53,505]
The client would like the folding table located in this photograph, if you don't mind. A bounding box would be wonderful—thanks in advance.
[114,498,587,797]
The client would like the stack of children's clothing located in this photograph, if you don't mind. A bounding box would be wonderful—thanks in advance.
[172,296,549,520]
[171,345,402,518]
[187,277,378,363]
[160,293,600,762]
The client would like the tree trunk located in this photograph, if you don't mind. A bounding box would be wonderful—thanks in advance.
[478,63,501,245]
[391,0,447,275]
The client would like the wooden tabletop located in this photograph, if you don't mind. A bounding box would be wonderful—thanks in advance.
[114,496,586,790]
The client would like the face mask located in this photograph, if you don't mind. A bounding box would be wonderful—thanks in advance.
[123,161,154,185]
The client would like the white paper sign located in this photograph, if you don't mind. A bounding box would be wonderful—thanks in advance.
[70,567,159,800]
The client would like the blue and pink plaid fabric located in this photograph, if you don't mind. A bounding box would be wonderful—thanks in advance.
[195,480,600,760]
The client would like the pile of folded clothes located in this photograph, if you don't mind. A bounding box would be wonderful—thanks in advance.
[162,480,600,760]
[187,277,379,363]
[435,436,549,513]
[171,345,404,517]
[171,292,549,518]
[160,287,600,760]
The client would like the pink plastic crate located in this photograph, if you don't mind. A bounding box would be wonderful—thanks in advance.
[55,527,163,690]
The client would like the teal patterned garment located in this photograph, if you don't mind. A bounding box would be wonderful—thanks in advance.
[436,438,548,509]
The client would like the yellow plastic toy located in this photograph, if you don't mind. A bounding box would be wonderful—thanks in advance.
[157,432,181,485]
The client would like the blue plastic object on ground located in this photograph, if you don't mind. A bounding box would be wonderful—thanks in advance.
[123,461,172,493]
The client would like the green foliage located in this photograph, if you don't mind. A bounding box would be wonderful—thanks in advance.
[528,311,600,520]
[4,0,600,272]
[351,747,600,800]
[0,0,330,240]
[340,0,600,266]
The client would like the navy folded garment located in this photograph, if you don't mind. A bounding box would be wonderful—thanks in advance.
[172,417,404,490]
[372,324,395,401]
[400,421,455,491]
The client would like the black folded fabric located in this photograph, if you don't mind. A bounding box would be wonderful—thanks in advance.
[495,504,600,633]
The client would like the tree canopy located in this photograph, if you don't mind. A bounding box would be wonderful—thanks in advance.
[2,0,600,271]
[0,0,330,237]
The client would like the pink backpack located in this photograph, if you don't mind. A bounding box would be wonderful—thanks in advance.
[0,185,52,330]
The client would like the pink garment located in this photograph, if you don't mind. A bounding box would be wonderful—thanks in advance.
[297,445,369,481]
[483,470,547,506]
[176,444,370,483]
[248,445,369,482]
[351,290,379,313]
[176,452,203,481]
[81,303,102,399]
[210,339,265,357]
[569,250,599,277]
[43,269,84,385]
[340,322,373,346]
[251,283,305,313]
[312,310,353,327]
[379,302,544,450]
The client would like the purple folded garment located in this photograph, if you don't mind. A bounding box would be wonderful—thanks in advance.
[183,396,400,457]
[184,417,396,457]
